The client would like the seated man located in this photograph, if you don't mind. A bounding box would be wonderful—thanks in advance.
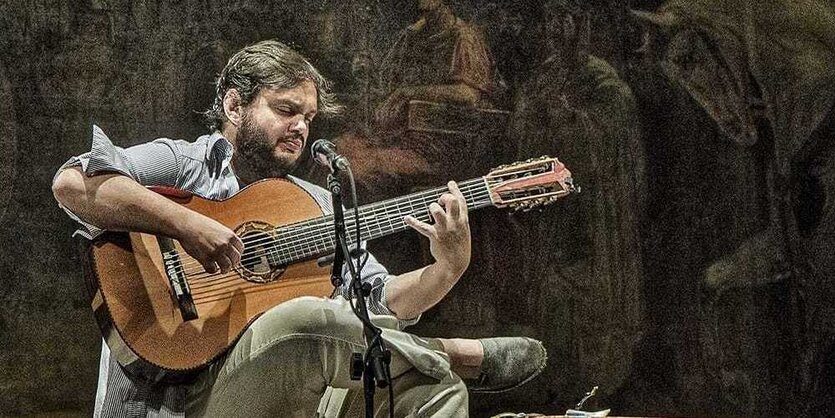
[51,40,545,417]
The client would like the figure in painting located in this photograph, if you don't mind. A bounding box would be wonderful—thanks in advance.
[339,0,508,202]
[373,0,499,129]
[508,0,646,405]
[632,0,835,414]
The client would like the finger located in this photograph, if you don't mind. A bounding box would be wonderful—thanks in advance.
[225,237,243,266]
[231,235,244,254]
[439,193,461,221]
[202,259,219,274]
[428,203,447,229]
[228,243,242,266]
[217,254,234,274]
[448,181,468,220]
[404,215,435,238]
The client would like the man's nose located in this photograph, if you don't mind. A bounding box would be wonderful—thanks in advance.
[289,115,307,133]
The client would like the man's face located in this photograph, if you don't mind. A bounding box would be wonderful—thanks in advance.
[233,80,318,181]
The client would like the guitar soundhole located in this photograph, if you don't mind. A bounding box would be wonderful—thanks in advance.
[235,221,285,283]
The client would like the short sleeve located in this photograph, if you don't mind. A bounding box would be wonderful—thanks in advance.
[53,125,183,238]
[340,251,421,329]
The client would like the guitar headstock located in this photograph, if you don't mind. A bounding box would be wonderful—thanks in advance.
[486,156,578,211]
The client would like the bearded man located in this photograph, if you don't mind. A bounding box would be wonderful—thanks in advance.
[51,40,545,417]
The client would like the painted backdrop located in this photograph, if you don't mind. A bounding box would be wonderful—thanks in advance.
[0,0,833,416]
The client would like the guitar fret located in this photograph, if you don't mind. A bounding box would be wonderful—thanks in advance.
[273,178,493,264]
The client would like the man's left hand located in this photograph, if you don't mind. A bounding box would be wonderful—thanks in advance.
[404,181,471,278]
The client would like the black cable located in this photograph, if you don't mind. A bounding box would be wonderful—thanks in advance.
[341,166,394,418]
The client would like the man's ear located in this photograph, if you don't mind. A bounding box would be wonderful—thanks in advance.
[223,89,244,127]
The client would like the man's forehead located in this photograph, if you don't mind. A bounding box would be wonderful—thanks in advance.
[261,81,318,111]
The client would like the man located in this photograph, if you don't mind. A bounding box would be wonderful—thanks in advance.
[52,40,545,417]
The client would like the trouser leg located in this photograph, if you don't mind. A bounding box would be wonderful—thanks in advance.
[186,296,466,417]
[341,368,468,418]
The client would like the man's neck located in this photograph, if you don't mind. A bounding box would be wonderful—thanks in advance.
[221,123,238,148]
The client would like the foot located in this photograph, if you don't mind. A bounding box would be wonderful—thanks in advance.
[465,337,547,393]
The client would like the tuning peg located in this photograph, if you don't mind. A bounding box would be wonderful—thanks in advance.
[565,177,581,193]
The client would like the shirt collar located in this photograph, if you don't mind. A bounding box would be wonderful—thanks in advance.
[205,131,234,178]
[205,130,234,162]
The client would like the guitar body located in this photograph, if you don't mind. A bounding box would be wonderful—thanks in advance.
[81,178,333,383]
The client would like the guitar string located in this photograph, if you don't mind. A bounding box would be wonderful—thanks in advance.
[183,174,561,303]
[183,188,492,281]
[184,192,494,295]
[187,196,497,302]
[177,194,495,297]
[173,178,491,273]
[179,186,492,283]
[171,179,493,275]
[177,186,492,283]
[184,191,495,295]
[184,195,493,297]
[183,191,493,293]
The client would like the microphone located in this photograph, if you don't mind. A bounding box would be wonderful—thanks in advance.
[311,139,349,172]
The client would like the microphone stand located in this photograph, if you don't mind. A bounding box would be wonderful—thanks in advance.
[326,165,392,418]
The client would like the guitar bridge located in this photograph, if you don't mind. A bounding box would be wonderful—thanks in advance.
[158,237,198,321]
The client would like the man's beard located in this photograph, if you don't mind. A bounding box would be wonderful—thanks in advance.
[233,112,300,184]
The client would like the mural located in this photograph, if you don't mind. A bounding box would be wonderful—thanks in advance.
[631,1,835,414]
[0,0,833,416]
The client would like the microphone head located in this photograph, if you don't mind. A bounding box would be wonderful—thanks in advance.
[311,139,336,168]
[311,138,335,155]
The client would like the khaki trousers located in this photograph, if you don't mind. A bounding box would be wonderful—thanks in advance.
[185,296,468,417]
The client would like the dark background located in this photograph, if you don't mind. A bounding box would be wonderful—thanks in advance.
[1,0,833,416]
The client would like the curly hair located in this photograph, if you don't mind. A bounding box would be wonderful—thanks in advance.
[203,40,342,131]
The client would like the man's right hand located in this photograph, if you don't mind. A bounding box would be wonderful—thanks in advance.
[53,167,245,275]
[175,213,243,274]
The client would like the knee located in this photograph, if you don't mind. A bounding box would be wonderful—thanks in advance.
[413,373,469,417]
[444,375,469,412]
[257,296,352,337]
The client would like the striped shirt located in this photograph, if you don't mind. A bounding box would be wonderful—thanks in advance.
[54,125,413,417]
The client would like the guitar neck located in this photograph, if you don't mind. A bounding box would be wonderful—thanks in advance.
[272,177,494,264]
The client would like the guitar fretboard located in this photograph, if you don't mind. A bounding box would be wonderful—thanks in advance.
[270,177,493,264]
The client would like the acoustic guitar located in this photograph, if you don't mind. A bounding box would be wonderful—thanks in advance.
[80,156,576,383]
